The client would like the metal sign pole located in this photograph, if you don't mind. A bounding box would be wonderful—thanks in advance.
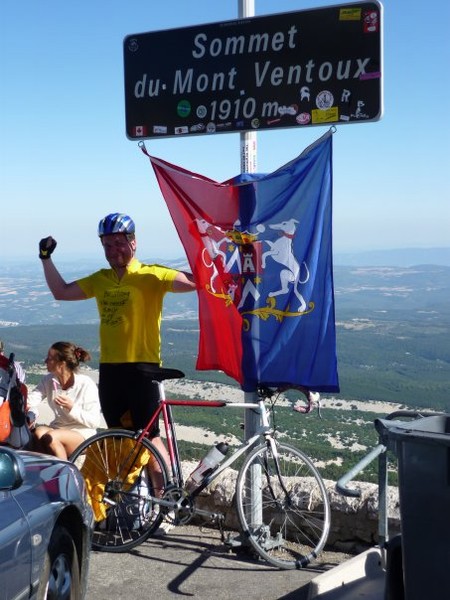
[239,0,259,442]
[238,0,263,539]
[239,0,257,173]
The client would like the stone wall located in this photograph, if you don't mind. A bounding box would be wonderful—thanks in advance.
[182,462,401,553]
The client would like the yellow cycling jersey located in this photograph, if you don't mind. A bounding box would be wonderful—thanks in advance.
[77,258,178,363]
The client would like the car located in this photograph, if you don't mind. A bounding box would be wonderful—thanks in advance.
[0,445,94,599]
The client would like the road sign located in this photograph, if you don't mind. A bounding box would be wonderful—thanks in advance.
[123,1,382,140]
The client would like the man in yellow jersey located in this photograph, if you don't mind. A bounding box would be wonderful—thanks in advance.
[38,213,196,464]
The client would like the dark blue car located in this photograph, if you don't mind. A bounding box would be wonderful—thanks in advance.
[0,445,93,599]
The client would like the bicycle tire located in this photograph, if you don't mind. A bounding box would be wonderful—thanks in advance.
[235,442,330,570]
[70,429,169,552]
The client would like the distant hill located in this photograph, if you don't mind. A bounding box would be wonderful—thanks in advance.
[334,247,450,267]
[2,255,449,327]
[1,253,449,410]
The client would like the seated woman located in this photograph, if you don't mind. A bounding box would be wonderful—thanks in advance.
[28,341,101,460]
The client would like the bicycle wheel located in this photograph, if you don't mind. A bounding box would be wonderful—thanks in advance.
[70,429,169,552]
[235,442,330,570]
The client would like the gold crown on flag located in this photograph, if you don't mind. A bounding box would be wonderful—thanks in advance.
[225,230,257,245]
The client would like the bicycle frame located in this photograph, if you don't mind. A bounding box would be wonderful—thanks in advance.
[135,381,275,500]
[70,376,330,568]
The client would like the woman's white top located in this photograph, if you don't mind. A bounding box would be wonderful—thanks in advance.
[28,372,101,437]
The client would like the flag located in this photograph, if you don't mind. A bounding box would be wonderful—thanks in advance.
[141,129,339,392]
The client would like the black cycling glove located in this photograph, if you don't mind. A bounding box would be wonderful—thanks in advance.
[39,237,57,260]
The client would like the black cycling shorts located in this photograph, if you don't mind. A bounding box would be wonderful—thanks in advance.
[99,363,161,436]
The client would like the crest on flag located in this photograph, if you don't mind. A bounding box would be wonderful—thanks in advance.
[141,129,339,393]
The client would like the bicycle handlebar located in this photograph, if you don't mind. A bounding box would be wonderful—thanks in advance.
[258,384,321,416]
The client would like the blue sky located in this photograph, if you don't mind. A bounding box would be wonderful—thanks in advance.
[1,0,449,261]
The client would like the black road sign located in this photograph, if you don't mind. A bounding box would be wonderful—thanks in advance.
[123,1,382,139]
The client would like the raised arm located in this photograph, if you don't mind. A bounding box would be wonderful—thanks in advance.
[39,237,87,301]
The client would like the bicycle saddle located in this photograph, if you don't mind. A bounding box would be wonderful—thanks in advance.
[137,365,185,381]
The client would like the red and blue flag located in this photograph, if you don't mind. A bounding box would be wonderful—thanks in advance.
[141,129,339,392]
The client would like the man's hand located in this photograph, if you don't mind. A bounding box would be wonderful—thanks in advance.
[39,236,57,260]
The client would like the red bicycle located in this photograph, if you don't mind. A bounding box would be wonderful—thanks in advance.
[70,367,329,570]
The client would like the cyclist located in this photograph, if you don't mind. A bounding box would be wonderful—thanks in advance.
[38,212,196,471]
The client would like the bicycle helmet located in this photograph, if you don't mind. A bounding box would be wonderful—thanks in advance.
[98,213,135,237]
